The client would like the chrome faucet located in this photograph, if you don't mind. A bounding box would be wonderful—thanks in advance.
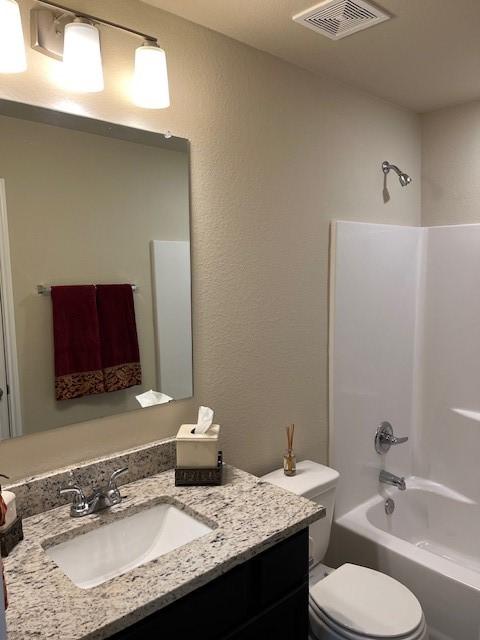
[60,467,128,517]
[379,469,406,491]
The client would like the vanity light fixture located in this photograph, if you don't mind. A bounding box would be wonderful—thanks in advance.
[0,0,27,73]
[7,0,170,107]
[63,19,104,93]
[133,42,170,109]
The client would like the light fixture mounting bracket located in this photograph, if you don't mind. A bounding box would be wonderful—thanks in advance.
[30,7,70,60]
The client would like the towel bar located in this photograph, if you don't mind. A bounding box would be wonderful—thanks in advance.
[37,284,138,295]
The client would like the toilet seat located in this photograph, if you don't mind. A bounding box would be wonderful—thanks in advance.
[309,564,426,640]
[309,603,426,640]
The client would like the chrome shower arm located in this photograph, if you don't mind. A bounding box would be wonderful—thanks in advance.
[382,161,401,176]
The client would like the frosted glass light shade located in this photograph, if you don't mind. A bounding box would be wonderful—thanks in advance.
[63,20,104,93]
[133,44,170,109]
[0,0,26,73]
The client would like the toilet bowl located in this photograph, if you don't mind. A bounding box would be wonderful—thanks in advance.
[261,461,428,640]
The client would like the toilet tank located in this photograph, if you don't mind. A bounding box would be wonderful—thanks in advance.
[261,460,339,567]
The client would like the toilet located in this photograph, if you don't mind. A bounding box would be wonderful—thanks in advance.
[261,460,428,640]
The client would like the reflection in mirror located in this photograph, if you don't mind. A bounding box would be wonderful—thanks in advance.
[0,99,192,440]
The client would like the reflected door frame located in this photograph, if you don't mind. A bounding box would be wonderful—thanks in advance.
[0,308,10,439]
[0,179,22,438]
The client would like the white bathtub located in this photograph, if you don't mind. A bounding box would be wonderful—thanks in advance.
[327,479,480,640]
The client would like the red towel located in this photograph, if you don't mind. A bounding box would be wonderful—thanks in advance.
[51,286,105,400]
[96,284,142,392]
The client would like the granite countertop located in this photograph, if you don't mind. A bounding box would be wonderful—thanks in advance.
[5,465,324,640]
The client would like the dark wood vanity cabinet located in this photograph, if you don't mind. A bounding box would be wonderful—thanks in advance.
[110,528,309,640]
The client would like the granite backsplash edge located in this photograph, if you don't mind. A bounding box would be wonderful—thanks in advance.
[5,437,176,518]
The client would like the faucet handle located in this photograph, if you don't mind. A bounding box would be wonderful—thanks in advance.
[104,467,128,506]
[375,421,408,454]
[107,467,128,491]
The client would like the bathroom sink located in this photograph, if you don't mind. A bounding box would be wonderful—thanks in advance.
[45,503,213,589]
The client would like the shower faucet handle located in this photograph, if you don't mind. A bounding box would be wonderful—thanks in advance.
[375,421,408,454]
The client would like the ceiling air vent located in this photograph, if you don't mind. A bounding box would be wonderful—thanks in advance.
[293,0,390,40]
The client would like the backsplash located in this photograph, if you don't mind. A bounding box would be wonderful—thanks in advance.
[5,437,176,518]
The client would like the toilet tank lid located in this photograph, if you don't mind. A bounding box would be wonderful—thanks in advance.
[260,460,339,499]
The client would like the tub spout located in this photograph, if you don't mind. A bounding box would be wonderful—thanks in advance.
[379,469,406,491]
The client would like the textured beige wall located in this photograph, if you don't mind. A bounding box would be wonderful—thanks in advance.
[422,101,480,226]
[0,113,189,435]
[0,0,421,480]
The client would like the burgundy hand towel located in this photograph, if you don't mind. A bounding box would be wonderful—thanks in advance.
[51,286,105,400]
[96,284,142,392]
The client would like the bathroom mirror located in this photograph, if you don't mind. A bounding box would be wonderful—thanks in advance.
[0,99,192,440]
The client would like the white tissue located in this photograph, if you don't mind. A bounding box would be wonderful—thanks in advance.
[135,390,173,408]
[194,406,214,434]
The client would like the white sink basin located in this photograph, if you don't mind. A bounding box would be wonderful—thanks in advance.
[45,503,213,589]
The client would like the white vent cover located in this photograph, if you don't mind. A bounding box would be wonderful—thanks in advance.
[293,0,390,40]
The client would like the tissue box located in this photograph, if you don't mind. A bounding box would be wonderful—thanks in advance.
[175,452,223,486]
[176,424,220,468]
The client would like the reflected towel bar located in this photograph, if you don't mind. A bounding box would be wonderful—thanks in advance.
[37,284,138,295]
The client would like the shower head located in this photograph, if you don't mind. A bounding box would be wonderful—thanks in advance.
[399,172,412,187]
[382,161,412,187]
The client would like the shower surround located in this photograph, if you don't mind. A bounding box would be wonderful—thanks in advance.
[329,221,480,640]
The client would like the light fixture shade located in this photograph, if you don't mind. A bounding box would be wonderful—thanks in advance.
[0,0,26,73]
[133,44,170,109]
[63,20,104,93]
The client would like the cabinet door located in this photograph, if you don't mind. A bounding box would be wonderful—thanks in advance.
[252,528,309,610]
[225,584,309,640]
[108,562,251,640]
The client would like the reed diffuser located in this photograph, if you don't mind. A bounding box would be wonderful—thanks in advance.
[284,423,296,476]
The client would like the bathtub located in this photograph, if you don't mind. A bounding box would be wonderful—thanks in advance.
[327,478,480,640]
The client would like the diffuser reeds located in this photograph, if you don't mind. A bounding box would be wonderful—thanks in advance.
[284,423,296,476]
